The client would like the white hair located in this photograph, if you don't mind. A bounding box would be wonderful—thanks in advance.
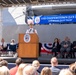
[27,19,34,25]
[23,65,36,75]
[59,69,73,75]
[32,60,40,70]
[11,39,15,42]
[0,66,10,75]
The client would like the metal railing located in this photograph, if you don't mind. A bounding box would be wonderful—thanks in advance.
[0,0,76,7]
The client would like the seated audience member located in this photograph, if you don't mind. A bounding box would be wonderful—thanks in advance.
[32,60,40,74]
[16,63,28,75]
[23,65,36,75]
[58,38,61,51]
[60,36,71,58]
[40,67,52,75]
[0,60,8,67]
[0,66,10,75]
[0,38,7,51]
[71,41,76,58]
[59,69,73,75]
[50,57,60,75]
[0,58,3,62]
[8,39,18,52]
[10,39,16,45]
[69,62,76,75]
[9,58,23,75]
[52,38,60,57]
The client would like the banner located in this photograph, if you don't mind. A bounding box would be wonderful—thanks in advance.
[34,14,76,24]
[41,43,52,54]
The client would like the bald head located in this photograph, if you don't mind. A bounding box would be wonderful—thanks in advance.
[50,57,58,66]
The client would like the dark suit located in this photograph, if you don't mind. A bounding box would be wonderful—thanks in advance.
[52,42,60,56]
[39,42,42,56]
[8,43,18,52]
[50,66,60,75]
[60,41,71,58]
[71,41,76,58]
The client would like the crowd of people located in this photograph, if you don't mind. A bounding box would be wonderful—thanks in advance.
[0,57,75,75]
[0,38,18,52]
[0,38,18,56]
[0,36,76,58]
[26,19,76,58]
[50,36,76,58]
[0,19,76,58]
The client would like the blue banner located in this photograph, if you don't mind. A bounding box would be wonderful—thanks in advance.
[34,14,76,24]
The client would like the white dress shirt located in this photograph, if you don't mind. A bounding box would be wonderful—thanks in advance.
[0,42,7,48]
[26,28,37,34]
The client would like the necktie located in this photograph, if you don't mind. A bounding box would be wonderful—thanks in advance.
[29,28,32,32]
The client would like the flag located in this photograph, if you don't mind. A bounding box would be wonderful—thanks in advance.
[41,43,52,54]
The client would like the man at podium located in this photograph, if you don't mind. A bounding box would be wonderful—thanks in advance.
[18,19,39,58]
[26,19,37,34]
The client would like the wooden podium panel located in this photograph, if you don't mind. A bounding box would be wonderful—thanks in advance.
[18,33,39,58]
[18,43,39,58]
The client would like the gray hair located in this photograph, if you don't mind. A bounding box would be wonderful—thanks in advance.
[23,65,36,75]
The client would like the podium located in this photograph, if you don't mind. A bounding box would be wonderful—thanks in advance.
[18,33,39,58]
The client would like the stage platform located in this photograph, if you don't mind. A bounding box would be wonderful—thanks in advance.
[0,54,76,64]
[38,54,76,64]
